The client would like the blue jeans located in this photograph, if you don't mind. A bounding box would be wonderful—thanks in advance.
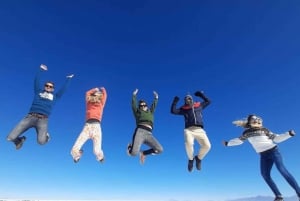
[260,146,300,197]
[7,114,49,145]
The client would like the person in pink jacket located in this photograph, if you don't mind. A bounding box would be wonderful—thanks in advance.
[70,87,107,163]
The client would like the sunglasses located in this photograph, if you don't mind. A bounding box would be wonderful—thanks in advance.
[249,116,262,123]
[45,84,54,88]
[139,104,147,107]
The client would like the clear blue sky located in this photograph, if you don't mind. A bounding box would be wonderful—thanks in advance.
[0,1,300,201]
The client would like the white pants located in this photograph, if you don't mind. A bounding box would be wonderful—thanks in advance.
[184,126,211,160]
[71,122,104,161]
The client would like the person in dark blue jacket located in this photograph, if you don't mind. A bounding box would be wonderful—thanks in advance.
[171,91,211,172]
[6,64,74,150]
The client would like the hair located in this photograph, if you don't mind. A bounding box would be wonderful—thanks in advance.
[139,100,146,105]
[45,81,55,88]
[232,114,259,128]
[86,92,102,103]
[232,119,248,128]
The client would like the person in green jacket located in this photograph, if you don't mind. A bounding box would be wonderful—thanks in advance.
[127,89,163,165]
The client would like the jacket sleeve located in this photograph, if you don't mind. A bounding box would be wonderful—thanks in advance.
[34,69,43,94]
[199,93,211,109]
[150,97,158,113]
[270,131,293,144]
[56,77,72,99]
[170,100,181,115]
[131,93,138,114]
[100,87,107,106]
[226,137,245,146]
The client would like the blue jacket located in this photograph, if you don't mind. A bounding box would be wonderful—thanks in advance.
[29,69,72,116]
[171,93,211,128]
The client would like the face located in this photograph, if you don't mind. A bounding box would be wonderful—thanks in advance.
[248,115,263,128]
[139,102,148,111]
[44,83,54,92]
[184,97,193,105]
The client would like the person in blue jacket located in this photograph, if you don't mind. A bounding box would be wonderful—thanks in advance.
[6,64,74,150]
[171,90,211,172]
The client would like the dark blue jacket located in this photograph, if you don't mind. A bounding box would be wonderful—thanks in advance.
[171,93,211,128]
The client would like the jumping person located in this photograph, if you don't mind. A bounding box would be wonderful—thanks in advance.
[70,87,107,163]
[171,90,211,172]
[223,114,300,201]
[127,89,163,165]
[7,64,74,149]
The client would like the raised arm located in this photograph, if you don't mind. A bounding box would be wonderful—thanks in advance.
[170,96,181,115]
[194,91,211,108]
[56,74,74,98]
[150,91,158,112]
[131,89,138,112]
[34,64,47,94]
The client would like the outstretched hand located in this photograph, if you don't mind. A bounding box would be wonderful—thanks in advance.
[153,91,158,99]
[194,91,204,97]
[66,74,74,79]
[133,88,138,95]
[289,130,296,136]
[40,64,48,71]
[173,96,180,103]
[222,140,228,146]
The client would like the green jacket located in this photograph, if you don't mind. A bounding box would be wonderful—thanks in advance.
[132,94,158,127]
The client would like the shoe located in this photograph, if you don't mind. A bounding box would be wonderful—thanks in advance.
[73,150,83,163]
[46,133,50,143]
[15,136,26,150]
[274,196,284,201]
[188,159,194,172]
[194,156,202,170]
[139,152,146,165]
[127,143,132,156]
[99,157,105,163]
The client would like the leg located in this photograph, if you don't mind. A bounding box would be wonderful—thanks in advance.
[7,115,34,142]
[143,132,163,155]
[91,123,104,162]
[129,128,145,156]
[184,128,195,172]
[194,128,211,160]
[273,148,300,197]
[70,123,90,162]
[184,128,195,160]
[260,152,282,198]
[36,118,49,145]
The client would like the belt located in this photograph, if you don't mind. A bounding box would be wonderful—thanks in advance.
[137,124,152,132]
[29,112,48,119]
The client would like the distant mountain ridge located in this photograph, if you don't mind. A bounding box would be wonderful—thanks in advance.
[225,195,298,201]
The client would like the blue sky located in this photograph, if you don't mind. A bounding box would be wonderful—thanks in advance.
[1,1,300,201]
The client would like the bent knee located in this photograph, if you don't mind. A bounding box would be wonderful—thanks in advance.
[154,147,163,154]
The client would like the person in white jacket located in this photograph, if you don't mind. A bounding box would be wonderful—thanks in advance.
[223,114,300,201]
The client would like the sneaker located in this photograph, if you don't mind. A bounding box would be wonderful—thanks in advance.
[127,143,132,156]
[139,152,146,165]
[46,133,50,143]
[274,196,284,201]
[194,156,202,170]
[73,150,83,163]
[188,159,194,172]
[15,136,26,150]
[99,157,105,163]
